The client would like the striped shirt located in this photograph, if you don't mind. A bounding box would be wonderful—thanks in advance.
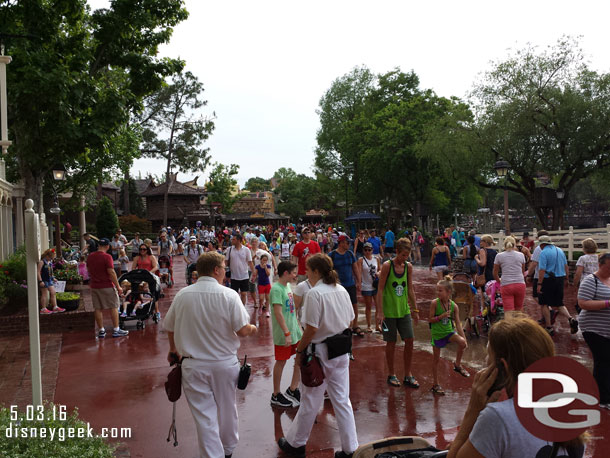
[577,274,610,339]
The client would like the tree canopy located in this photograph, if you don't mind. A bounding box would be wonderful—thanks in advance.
[3,0,187,210]
[244,177,270,192]
[206,163,242,214]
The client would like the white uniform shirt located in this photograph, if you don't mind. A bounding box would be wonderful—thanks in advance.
[163,276,250,362]
[301,280,355,343]
[226,245,252,281]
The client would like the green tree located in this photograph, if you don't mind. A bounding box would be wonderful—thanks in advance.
[3,0,187,210]
[206,163,243,214]
[96,197,119,239]
[244,176,270,191]
[466,37,610,229]
[272,168,325,220]
[141,70,215,226]
[119,176,146,218]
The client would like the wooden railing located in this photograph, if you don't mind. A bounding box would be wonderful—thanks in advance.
[488,224,610,261]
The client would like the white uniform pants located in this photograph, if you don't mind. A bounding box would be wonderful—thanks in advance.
[285,343,358,453]
[181,358,240,458]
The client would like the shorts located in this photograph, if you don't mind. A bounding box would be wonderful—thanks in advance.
[91,287,120,310]
[501,283,526,311]
[539,276,565,308]
[258,283,271,295]
[345,285,358,305]
[249,280,257,294]
[433,265,448,273]
[362,289,377,297]
[41,280,54,288]
[230,279,249,293]
[382,315,414,342]
[532,278,539,298]
[385,247,394,254]
[275,343,299,361]
[433,331,456,348]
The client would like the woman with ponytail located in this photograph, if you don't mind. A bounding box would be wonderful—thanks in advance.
[278,253,358,458]
[493,236,526,316]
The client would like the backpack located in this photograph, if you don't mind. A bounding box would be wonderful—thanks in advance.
[185,244,202,258]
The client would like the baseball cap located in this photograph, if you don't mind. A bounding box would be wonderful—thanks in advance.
[190,236,197,242]
[338,235,348,243]
[98,238,110,246]
[363,242,373,248]
[523,231,530,237]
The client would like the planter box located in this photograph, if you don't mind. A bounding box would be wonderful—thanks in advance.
[57,299,80,312]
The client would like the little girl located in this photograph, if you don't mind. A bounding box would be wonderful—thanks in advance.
[429,276,469,395]
[118,248,130,277]
[252,254,272,316]
[119,280,131,317]
[130,282,153,316]
[78,255,89,284]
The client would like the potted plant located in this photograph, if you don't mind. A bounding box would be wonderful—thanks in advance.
[56,292,81,311]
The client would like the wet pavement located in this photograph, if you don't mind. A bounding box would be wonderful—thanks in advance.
[9,257,610,456]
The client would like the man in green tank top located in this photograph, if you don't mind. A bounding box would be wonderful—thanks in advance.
[376,238,420,388]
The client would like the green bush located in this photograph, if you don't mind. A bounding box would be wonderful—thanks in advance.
[56,292,80,301]
[0,247,28,307]
[0,402,116,457]
[96,197,119,239]
[118,214,152,235]
[54,265,83,284]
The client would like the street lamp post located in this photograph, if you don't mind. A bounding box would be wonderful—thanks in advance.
[50,165,66,257]
[494,158,511,235]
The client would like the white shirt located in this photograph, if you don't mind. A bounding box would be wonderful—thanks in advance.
[185,243,203,264]
[281,242,291,258]
[531,245,542,275]
[361,256,380,291]
[226,245,252,281]
[301,280,355,343]
[250,248,268,267]
[163,276,250,362]
[576,254,599,284]
[494,250,526,286]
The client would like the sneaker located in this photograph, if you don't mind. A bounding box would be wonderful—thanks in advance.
[52,306,65,313]
[155,312,161,320]
[98,328,106,338]
[270,392,293,408]
[112,328,129,338]
[570,318,579,334]
[335,451,354,458]
[285,387,301,407]
[40,308,53,315]
[120,312,127,318]
[131,310,137,316]
[545,327,555,337]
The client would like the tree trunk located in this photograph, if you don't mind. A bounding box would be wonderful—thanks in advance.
[551,202,566,230]
[123,169,130,215]
[163,158,171,228]
[96,181,103,201]
[22,167,45,214]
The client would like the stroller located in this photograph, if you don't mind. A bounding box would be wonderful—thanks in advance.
[118,269,162,330]
[186,263,198,285]
[473,280,504,335]
[451,273,477,337]
[158,255,173,287]
[353,436,447,458]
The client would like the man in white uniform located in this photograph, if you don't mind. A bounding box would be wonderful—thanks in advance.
[164,252,257,458]
[225,234,254,305]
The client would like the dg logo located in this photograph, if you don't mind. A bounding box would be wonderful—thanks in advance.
[514,356,600,442]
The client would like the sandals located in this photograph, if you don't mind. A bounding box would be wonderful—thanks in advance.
[431,384,445,395]
[453,365,470,378]
[403,376,420,389]
[352,327,365,338]
[387,375,401,387]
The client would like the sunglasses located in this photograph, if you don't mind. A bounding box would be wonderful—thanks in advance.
[139,248,148,251]
[364,248,372,251]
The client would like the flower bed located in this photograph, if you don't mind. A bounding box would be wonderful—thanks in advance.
[56,292,81,311]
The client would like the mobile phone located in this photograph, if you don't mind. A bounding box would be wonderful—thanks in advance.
[487,359,507,397]
[381,320,389,332]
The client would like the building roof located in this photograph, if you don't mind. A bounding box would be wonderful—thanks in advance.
[140,179,202,197]
[102,182,120,191]
[223,212,288,222]
[133,178,154,195]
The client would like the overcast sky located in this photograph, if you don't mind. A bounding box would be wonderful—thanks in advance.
[90,0,610,187]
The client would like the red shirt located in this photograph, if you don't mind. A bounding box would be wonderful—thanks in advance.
[87,251,115,289]
[292,240,321,275]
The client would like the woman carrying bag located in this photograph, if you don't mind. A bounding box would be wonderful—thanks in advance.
[278,253,358,458]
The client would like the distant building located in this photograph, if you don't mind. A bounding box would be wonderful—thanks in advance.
[232,191,275,215]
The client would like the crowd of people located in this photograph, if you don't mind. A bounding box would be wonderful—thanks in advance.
[36,221,607,457]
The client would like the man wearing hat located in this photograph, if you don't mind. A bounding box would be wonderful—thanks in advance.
[83,232,98,255]
[537,235,578,336]
[86,238,129,338]
[184,236,204,278]
[291,228,321,283]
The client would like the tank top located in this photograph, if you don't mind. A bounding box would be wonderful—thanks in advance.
[433,248,449,267]
[430,298,455,342]
[382,260,410,318]
[355,237,365,255]
[484,248,497,281]
[136,255,154,272]
[41,259,53,283]
[281,242,290,258]
[361,256,379,291]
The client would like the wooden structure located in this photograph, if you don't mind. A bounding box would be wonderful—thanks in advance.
[140,178,204,229]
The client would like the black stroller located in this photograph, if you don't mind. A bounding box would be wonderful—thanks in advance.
[118,269,162,330]
[186,263,198,285]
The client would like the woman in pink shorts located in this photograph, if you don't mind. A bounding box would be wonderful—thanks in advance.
[493,236,526,316]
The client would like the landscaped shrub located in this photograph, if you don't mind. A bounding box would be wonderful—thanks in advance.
[0,246,28,307]
[118,214,152,235]
[0,402,116,457]
[96,197,119,239]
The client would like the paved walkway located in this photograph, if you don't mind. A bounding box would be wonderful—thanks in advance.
[1,257,609,457]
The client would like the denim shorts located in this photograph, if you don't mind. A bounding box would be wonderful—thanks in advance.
[362,289,377,297]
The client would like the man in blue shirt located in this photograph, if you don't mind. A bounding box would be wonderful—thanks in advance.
[329,235,363,337]
[469,230,481,249]
[537,235,577,336]
[367,229,382,256]
[383,228,395,260]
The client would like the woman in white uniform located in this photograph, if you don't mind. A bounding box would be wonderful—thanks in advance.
[278,253,358,458]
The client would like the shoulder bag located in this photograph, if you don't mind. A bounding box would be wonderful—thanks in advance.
[300,344,325,387]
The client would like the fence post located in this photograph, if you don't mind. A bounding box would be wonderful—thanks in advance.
[568,226,574,261]
[40,213,49,250]
[607,224,610,252]
[498,230,505,252]
[533,227,538,240]
[24,199,42,407]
